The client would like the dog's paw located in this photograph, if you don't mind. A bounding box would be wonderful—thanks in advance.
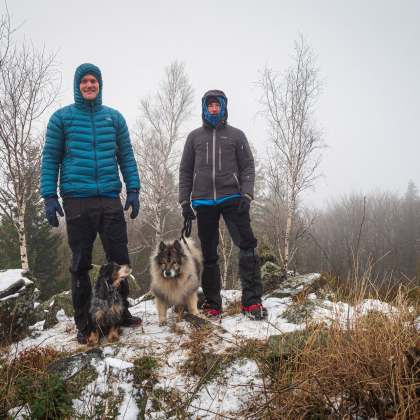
[158,320,167,327]
[117,327,123,335]
[108,335,120,343]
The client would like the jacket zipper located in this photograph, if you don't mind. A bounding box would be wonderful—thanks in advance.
[219,148,221,171]
[233,173,242,194]
[192,173,196,193]
[212,129,216,200]
[90,102,99,195]
[206,142,208,164]
[66,145,69,154]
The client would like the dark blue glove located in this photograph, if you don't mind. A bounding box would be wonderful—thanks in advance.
[124,189,140,219]
[237,195,251,215]
[182,203,196,220]
[44,195,64,227]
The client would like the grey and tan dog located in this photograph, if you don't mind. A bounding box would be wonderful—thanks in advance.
[150,238,204,326]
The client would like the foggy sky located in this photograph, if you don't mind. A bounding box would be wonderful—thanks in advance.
[6,0,420,207]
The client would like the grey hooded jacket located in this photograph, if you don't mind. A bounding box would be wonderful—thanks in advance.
[179,90,255,204]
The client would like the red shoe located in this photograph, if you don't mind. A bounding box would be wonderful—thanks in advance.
[241,305,268,320]
[122,315,142,327]
[202,308,222,317]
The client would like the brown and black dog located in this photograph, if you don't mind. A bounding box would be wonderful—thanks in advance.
[88,262,131,346]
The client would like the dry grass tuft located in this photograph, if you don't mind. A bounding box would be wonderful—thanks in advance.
[181,328,213,377]
[0,346,68,418]
[224,298,242,316]
[242,276,420,419]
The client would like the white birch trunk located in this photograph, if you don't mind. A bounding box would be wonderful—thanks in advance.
[18,200,29,271]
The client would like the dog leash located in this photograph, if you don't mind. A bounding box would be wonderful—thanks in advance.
[180,213,192,251]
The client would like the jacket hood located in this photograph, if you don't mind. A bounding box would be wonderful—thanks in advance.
[74,63,103,107]
[202,89,228,127]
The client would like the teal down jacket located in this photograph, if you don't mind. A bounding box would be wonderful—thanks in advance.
[40,63,140,198]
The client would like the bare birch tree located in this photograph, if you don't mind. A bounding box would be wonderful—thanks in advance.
[0,10,61,270]
[132,60,194,246]
[258,34,327,275]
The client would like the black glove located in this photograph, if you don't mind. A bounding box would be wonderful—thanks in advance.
[182,203,196,220]
[44,195,64,227]
[237,195,251,215]
[124,189,140,219]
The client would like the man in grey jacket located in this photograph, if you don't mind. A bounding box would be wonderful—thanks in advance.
[179,90,267,319]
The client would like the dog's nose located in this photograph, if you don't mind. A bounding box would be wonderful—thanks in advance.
[165,271,172,277]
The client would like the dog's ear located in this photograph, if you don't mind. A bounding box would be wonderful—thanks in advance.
[159,241,166,252]
[100,262,115,277]
[173,239,182,253]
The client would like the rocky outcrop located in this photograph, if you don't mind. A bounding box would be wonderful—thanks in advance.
[32,290,73,329]
[0,270,40,342]
[267,273,322,299]
[45,345,149,419]
[268,330,328,358]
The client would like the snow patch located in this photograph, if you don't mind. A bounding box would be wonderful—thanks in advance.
[0,269,32,292]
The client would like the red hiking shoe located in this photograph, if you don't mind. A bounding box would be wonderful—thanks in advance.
[241,305,268,320]
[202,308,222,318]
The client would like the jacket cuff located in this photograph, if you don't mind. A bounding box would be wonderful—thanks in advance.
[44,194,58,199]
[180,200,190,207]
[127,189,140,194]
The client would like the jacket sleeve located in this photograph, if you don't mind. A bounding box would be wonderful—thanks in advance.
[40,111,65,198]
[179,133,195,204]
[236,131,255,199]
[116,112,141,190]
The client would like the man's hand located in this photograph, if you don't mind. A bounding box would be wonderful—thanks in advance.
[182,203,196,220]
[237,195,252,215]
[124,189,140,219]
[44,195,64,227]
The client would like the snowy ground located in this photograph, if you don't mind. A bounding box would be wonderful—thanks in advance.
[4,290,410,420]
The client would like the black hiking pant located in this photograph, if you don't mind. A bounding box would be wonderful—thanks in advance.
[63,197,131,331]
[196,197,263,311]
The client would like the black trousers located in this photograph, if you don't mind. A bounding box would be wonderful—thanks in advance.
[196,197,263,310]
[63,197,131,330]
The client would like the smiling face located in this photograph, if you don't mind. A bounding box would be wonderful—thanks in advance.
[80,73,99,101]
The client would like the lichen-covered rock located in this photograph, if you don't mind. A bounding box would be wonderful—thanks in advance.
[0,270,40,342]
[261,262,285,291]
[32,290,74,329]
[268,330,328,358]
[269,273,321,299]
[281,300,320,324]
[45,345,149,419]
[89,264,141,295]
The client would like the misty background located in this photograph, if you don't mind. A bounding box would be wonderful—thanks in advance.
[1,0,420,299]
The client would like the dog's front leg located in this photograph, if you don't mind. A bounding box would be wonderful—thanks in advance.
[108,326,120,343]
[187,293,200,316]
[88,330,100,347]
[156,297,168,326]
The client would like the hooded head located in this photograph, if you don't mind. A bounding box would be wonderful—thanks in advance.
[202,90,228,128]
[73,63,103,107]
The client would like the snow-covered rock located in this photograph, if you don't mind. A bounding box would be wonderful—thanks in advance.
[0,269,39,341]
[32,290,73,329]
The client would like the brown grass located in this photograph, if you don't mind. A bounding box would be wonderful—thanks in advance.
[0,347,66,417]
[240,276,420,419]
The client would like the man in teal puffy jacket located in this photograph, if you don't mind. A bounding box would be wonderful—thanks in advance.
[41,63,141,344]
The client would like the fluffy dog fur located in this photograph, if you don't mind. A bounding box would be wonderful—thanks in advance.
[150,238,203,326]
[88,262,131,346]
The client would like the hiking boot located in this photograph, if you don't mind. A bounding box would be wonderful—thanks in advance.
[122,315,142,327]
[202,308,222,318]
[242,305,268,320]
[76,328,90,344]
